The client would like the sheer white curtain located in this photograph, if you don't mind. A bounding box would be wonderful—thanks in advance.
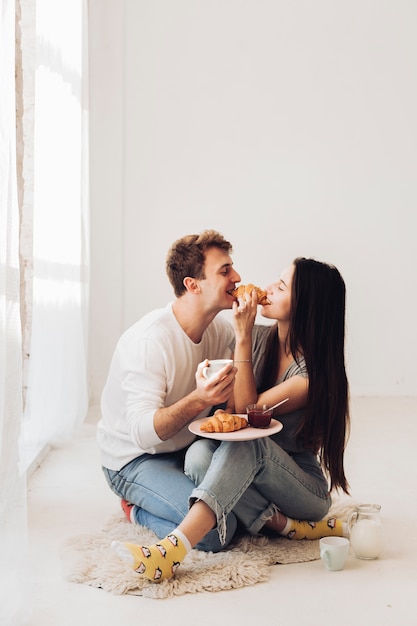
[20,0,90,453]
[1,0,89,621]
[0,2,28,624]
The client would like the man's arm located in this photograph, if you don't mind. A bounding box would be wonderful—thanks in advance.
[153,360,236,440]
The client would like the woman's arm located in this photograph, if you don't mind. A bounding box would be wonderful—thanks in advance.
[254,375,308,416]
[231,289,309,415]
[232,289,259,411]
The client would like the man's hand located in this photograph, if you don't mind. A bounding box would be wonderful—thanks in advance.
[153,359,236,441]
[195,359,237,407]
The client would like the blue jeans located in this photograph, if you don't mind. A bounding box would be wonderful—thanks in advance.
[102,449,238,553]
[184,436,331,545]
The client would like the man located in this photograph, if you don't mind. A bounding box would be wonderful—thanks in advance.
[97,230,241,551]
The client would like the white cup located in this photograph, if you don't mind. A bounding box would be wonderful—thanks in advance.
[320,536,350,571]
[202,359,233,379]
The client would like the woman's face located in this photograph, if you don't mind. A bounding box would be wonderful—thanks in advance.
[261,264,295,323]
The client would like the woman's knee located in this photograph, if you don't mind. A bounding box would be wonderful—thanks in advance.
[184,439,219,485]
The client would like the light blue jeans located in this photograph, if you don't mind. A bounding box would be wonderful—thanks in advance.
[184,436,331,545]
[102,449,238,553]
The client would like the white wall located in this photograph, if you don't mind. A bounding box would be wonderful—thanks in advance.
[88,0,417,402]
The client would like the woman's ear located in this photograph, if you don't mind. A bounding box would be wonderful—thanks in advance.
[183,276,201,294]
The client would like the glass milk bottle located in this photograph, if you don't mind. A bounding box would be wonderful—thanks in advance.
[348,504,383,559]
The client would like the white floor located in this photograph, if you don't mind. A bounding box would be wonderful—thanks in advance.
[27,397,417,626]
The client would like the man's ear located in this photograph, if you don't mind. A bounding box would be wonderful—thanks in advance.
[183,276,201,294]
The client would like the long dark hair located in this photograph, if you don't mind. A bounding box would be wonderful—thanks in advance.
[260,257,350,493]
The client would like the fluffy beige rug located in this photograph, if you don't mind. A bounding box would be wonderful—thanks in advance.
[63,498,356,599]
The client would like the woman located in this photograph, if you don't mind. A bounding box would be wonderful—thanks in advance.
[112,258,350,582]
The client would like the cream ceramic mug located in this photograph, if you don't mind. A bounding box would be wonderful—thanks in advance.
[320,536,350,571]
[202,359,233,379]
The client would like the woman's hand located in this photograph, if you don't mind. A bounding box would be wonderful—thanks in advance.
[232,287,258,338]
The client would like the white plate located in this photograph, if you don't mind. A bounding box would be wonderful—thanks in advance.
[188,416,283,441]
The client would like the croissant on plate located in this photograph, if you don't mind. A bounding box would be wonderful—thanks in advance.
[200,409,248,433]
[231,283,271,305]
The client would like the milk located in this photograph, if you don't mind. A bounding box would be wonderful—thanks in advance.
[350,518,383,559]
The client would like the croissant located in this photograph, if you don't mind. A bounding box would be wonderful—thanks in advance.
[231,283,271,305]
[200,409,248,433]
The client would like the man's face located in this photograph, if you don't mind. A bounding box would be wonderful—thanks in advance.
[198,247,241,311]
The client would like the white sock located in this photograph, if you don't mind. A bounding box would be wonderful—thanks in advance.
[172,528,192,553]
[111,541,135,565]
[280,516,293,536]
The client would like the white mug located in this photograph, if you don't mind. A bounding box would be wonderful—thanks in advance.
[202,359,233,379]
[320,536,350,571]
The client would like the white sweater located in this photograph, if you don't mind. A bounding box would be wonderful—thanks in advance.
[97,303,234,470]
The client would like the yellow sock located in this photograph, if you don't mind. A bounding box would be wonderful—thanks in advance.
[111,533,187,582]
[283,516,345,540]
